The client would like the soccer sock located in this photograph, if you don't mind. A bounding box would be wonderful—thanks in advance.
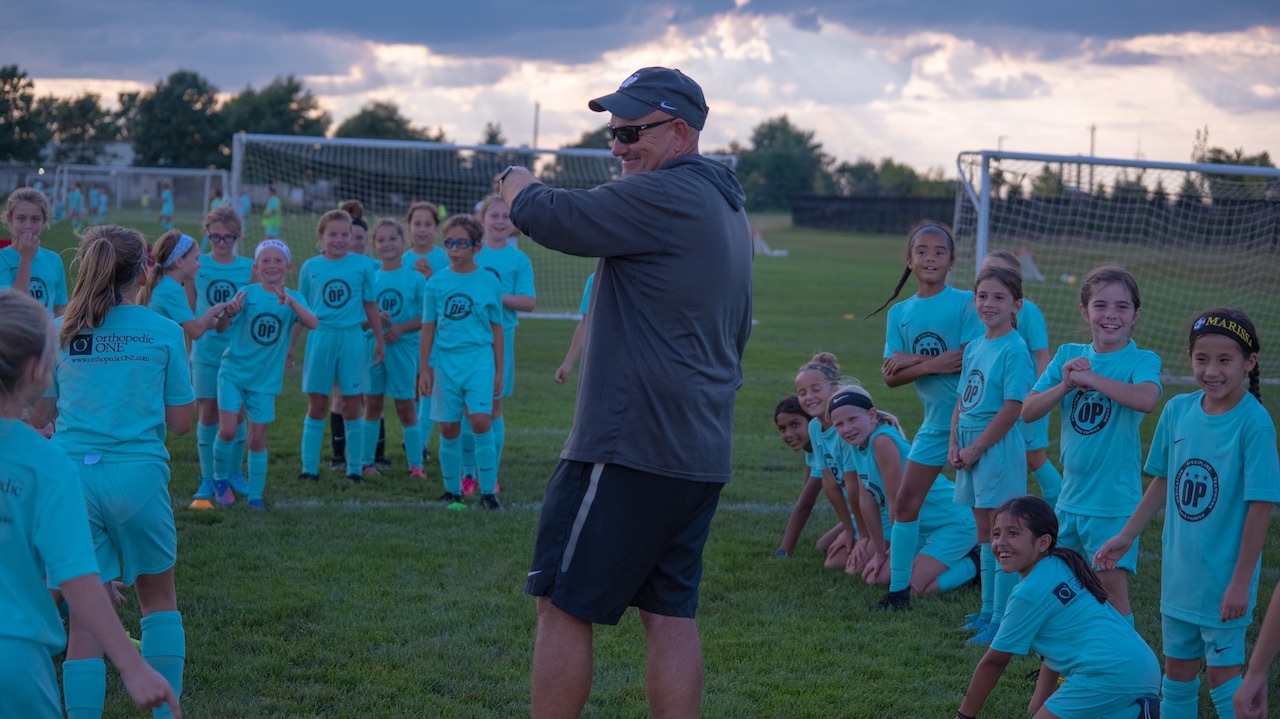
[141,611,184,719]
[1032,463,1063,510]
[62,658,106,719]
[195,422,217,494]
[212,435,233,498]
[1209,675,1241,719]
[992,568,1019,622]
[376,418,387,461]
[404,424,424,471]
[229,420,248,483]
[1161,675,1199,719]
[362,419,380,468]
[888,520,919,592]
[460,421,476,475]
[474,429,498,494]
[344,418,364,474]
[248,450,268,501]
[329,411,345,459]
[936,556,978,592]
[301,416,325,474]
[493,415,506,468]
[980,543,996,618]
[439,435,462,494]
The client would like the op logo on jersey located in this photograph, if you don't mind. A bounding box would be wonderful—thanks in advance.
[28,277,48,305]
[1173,458,1219,522]
[250,313,284,346]
[206,280,237,305]
[960,369,986,412]
[866,481,886,510]
[377,289,404,316]
[1069,390,1112,435]
[443,293,474,321]
[321,279,352,309]
[912,332,947,357]
[1051,581,1079,606]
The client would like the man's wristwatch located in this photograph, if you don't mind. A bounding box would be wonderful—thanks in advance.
[498,165,519,186]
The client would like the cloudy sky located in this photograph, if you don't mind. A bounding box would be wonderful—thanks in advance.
[21,0,1280,174]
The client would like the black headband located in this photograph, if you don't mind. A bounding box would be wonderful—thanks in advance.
[1192,314,1259,354]
[828,391,874,414]
[802,363,838,382]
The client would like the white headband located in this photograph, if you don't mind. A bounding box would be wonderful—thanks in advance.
[162,234,196,268]
[255,239,291,261]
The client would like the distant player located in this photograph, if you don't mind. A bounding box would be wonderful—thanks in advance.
[159,180,174,232]
[261,185,281,239]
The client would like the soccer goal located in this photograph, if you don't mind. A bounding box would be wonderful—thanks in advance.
[231,133,736,318]
[953,150,1280,382]
[51,164,230,226]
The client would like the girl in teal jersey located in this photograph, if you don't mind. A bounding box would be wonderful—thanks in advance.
[554,273,594,385]
[45,225,195,719]
[794,353,885,576]
[1098,308,1278,719]
[159,180,174,232]
[1,188,68,317]
[958,496,1159,719]
[772,394,835,559]
[405,201,447,467]
[0,291,180,718]
[867,220,982,610]
[138,230,231,343]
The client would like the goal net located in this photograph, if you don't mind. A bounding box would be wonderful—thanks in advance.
[231,133,736,318]
[51,164,229,226]
[954,150,1280,383]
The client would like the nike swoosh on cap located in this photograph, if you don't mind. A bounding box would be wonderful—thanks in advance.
[527,570,542,577]
[659,101,678,110]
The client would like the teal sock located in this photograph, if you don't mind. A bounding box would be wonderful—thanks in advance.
[889,520,919,592]
[936,554,978,592]
[230,420,247,479]
[492,415,506,468]
[1122,613,1134,628]
[141,611,184,719]
[460,421,476,475]
[439,435,462,493]
[1210,675,1241,719]
[992,568,1019,622]
[62,658,106,719]
[1032,462,1063,510]
[344,419,364,474]
[1162,675,1199,719]
[195,423,217,495]
[474,429,498,494]
[301,416,325,474]
[248,450,268,501]
[362,419,380,468]
[404,424,424,471]
[212,435,233,483]
[417,397,433,448]
[980,543,996,617]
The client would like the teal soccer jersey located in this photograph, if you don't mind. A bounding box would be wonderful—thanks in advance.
[146,275,194,325]
[883,286,982,430]
[375,265,427,343]
[0,247,67,313]
[806,418,856,485]
[161,188,174,216]
[299,253,376,329]
[1016,298,1048,353]
[477,244,535,328]
[1145,391,1280,627]
[1033,341,1161,516]
[0,419,97,653]
[958,331,1034,430]
[579,273,595,315]
[191,253,253,365]
[423,267,503,353]
[219,284,310,394]
[851,425,965,539]
[404,247,449,275]
[50,306,194,461]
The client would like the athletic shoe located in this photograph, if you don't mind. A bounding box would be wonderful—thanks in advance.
[329,458,346,471]
[436,491,464,504]
[409,467,427,480]
[296,471,319,482]
[213,481,235,507]
[229,471,249,495]
[966,620,1000,647]
[480,494,504,511]
[247,498,265,511]
[374,456,392,469]
[347,472,364,485]
[461,475,478,496]
[875,588,911,611]
[362,465,381,478]
[957,612,992,634]
[188,499,216,510]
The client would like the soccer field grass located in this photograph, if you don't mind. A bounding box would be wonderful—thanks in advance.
[30,212,1280,718]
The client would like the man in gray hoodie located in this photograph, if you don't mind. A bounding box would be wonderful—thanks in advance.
[499,67,753,718]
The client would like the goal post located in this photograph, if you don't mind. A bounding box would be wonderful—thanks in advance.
[231,133,736,318]
[953,150,1280,382]
[52,164,229,225]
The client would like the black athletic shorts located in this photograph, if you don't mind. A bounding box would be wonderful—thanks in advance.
[525,460,723,625]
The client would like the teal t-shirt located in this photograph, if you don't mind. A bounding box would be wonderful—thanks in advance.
[161,188,174,216]
[849,424,964,539]
[50,306,195,461]
[0,419,97,653]
[375,265,427,346]
[578,273,595,315]
[1033,341,1162,516]
[219,284,309,395]
[191,253,254,366]
[298,253,376,330]
[477,244,536,328]
[422,267,502,354]
[992,555,1160,693]
[958,331,1034,430]
[883,286,982,431]
[0,246,68,313]
[1146,391,1280,627]
[404,247,449,276]
[68,188,83,212]
[146,275,195,326]
[1016,298,1049,353]
[806,418,856,483]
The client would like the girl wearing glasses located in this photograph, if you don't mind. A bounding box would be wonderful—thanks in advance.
[188,207,255,509]
[420,215,504,510]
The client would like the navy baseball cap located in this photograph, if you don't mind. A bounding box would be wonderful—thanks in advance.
[588,67,708,130]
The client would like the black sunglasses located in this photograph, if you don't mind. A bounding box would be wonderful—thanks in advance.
[606,118,677,145]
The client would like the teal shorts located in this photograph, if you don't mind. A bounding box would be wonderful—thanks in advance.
[78,459,176,585]
[906,425,950,467]
[370,336,417,400]
[1045,683,1159,719]
[303,326,368,396]
[1162,614,1246,666]
[500,326,515,397]
[918,512,978,567]
[192,360,220,400]
[953,425,1027,509]
[216,374,277,424]
[430,348,495,422]
[0,638,60,718]
[1020,415,1049,452]
[1056,510,1138,573]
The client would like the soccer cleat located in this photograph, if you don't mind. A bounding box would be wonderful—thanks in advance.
[362,465,381,478]
[966,620,1001,647]
[461,475,478,496]
[329,458,346,471]
[213,481,236,507]
[297,471,319,482]
[480,494,504,511]
[247,498,265,511]
[188,499,216,510]
[409,467,427,480]
[875,588,911,611]
[229,472,250,495]
[347,472,365,485]
[436,491,464,504]
[957,612,992,634]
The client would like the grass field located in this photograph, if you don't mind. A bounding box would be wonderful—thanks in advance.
[24,211,1280,718]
